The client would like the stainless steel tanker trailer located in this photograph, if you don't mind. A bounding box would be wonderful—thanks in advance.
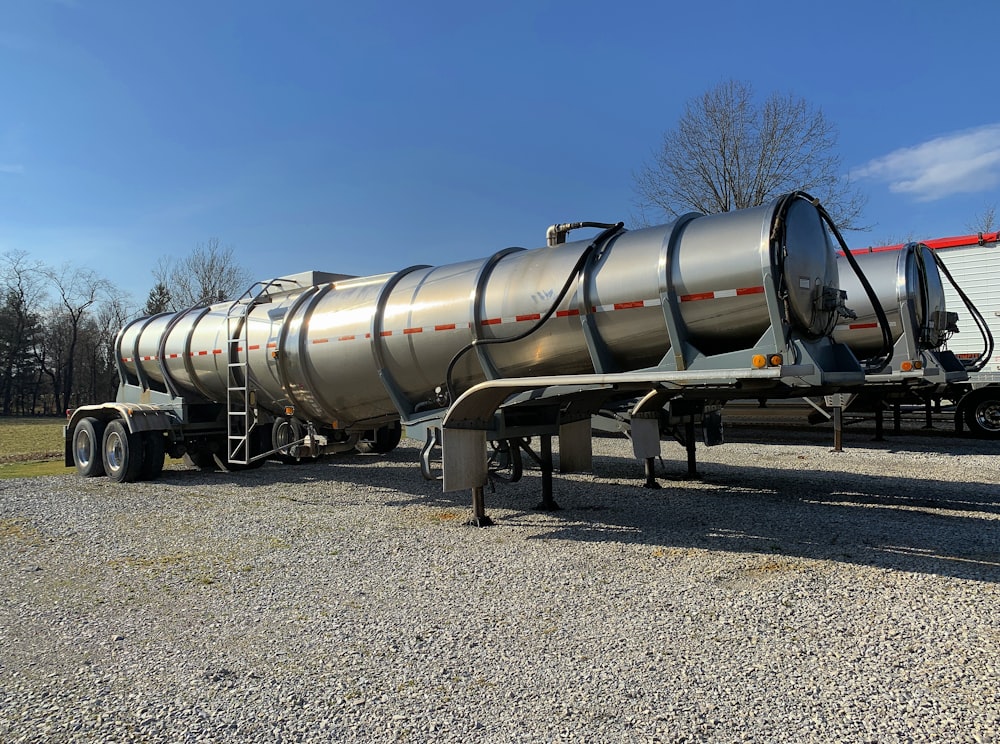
[814,235,993,437]
[65,192,869,522]
[833,242,963,376]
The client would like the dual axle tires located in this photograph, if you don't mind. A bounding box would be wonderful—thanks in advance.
[71,417,166,482]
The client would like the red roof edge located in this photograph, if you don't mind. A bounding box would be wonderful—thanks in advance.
[846,231,999,256]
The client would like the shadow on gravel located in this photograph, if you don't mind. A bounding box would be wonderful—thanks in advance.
[508,430,1000,584]
[152,434,999,583]
[515,459,1000,585]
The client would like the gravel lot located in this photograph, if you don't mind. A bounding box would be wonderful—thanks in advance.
[1,425,998,743]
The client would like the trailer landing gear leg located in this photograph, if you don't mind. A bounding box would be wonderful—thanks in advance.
[533,435,560,512]
[643,457,661,489]
[669,419,701,481]
[467,486,494,528]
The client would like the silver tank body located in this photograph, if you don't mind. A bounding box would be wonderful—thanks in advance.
[834,243,948,359]
[118,198,839,428]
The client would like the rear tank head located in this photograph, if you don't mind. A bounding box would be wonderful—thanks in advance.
[673,192,846,340]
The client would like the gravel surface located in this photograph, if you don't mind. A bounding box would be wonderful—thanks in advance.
[1,426,998,743]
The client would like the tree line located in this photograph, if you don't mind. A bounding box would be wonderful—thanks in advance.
[0,239,248,417]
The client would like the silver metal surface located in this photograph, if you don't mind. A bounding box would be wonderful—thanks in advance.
[835,243,948,359]
[117,196,842,430]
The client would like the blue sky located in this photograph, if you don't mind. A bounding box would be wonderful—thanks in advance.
[2,0,999,305]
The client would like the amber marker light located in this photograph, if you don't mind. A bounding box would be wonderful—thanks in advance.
[751,354,767,369]
[914,360,923,370]
[284,406,295,416]
[900,361,913,372]
[769,354,783,367]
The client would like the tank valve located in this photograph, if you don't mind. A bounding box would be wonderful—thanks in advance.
[815,285,848,313]
[545,221,621,246]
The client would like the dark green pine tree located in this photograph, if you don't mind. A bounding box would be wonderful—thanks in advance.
[143,282,172,316]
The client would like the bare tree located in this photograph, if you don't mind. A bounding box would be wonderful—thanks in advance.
[633,79,868,230]
[69,295,136,404]
[0,251,46,414]
[155,238,251,311]
[966,203,996,234]
[37,264,112,412]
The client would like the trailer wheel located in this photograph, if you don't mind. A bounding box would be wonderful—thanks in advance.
[139,431,165,480]
[356,422,402,454]
[102,419,143,483]
[961,390,1000,439]
[272,416,317,464]
[73,417,106,477]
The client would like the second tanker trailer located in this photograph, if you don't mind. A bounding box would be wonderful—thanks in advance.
[66,192,869,516]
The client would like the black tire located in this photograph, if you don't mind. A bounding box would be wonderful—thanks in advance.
[72,417,106,477]
[102,419,144,483]
[356,422,403,454]
[962,390,1000,439]
[272,416,315,463]
[139,431,166,481]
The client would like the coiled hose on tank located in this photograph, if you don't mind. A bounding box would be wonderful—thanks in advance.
[929,250,994,372]
[443,221,625,403]
[773,192,894,373]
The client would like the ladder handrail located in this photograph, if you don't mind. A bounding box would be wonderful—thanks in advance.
[224,277,301,463]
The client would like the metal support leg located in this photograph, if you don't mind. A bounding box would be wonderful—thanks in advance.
[923,399,934,429]
[893,402,901,434]
[643,457,661,489]
[466,486,494,527]
[534,434,560,511]
[873,405,884,442]
[833,405,843,452]
[669,418,701,481]
[684,419,699,479]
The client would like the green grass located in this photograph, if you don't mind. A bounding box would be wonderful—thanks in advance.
[0,417,67,479]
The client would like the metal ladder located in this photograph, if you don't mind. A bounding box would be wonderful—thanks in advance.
[225,281,280,465]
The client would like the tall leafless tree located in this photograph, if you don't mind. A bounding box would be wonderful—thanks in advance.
[81,295,136,403]
[37,264,112,413]
[154,238,251,311]
[966,203,996,234]
[633,79,868,231]
[0,251,46,414]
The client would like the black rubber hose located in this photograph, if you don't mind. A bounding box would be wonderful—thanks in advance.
[444,222,625,403]
[810,196,894,373]
[929,249,993,372]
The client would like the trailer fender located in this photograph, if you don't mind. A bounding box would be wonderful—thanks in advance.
[65,404,176,471]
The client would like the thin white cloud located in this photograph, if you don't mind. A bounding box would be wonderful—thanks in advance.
[852,123,1000,202]
[0,164,24,174]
